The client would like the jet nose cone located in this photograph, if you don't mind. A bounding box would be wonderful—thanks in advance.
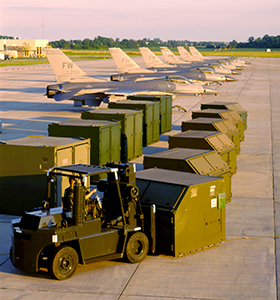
[225,76,238,82]
[231,70,242,75]
[203,86,220,94]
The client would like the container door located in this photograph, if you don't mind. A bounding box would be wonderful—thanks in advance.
[223,119,240,133]
[73,143,90,165]
[110,124,121,162]
[99,128,110,165]
[233,103,245,113]
[216,135,237,174]
[166,96,172,133]
[56,147,73,206]
[204,209,223,237]
[153,103,160,143]
[134,113,143,157]
[204,152,229,171]
[145,105,153,145]
[207,135,227,153]
[188,157,215,175]
[220,111,232,121]
[56,147,73,166]
[214,122,229,134]
[228,110,243,123]
[125,115,135,161]
[216,133,235,148]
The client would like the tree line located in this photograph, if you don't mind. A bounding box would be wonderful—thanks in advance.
[49,35,280,50]
[229,35,280,49]
[1,34,279,50]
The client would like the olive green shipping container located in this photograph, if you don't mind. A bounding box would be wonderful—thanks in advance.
[0,136,90,215]
[127,94,172,134]
[48,119,121,166]
[169,130,237,174]
[136,168,226,257]
[81,108,143,163]
[144,148,232,203]
[181,117,241,155]
[108,100,160,147]
[201,101,248,129]
[192,109,245,142]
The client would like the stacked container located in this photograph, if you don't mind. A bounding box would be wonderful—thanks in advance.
[48,119,121,166]
[201,101,248,129]
[127,95,172,134]
[143,148,232,203]
[81,108,143,162]
[108,100,160,147]
[181,117,241,155]
[168,130,237,174]
[191,109,245,142]
[0,136,90,215]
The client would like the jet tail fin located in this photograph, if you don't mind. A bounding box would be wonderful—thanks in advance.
[160,47,189,65]
[139,47,174,68]
[189,46,207,60]
[109,48,153,74]
[45,48,93,83]
[177,46,201,62]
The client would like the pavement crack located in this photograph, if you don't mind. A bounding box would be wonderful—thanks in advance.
[0,257,9,267]
[117,263,140,300]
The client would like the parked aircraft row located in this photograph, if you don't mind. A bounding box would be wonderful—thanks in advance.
[45,46,250,107]
[109,48,236,83]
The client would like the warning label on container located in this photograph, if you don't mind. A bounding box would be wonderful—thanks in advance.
[211,198,217,208]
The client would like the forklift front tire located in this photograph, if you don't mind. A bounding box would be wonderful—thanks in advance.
[125,232,149,263]
[48,245,78,280]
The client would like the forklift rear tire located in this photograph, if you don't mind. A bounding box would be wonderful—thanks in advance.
[125,232,149,263]
[48,245,78,280]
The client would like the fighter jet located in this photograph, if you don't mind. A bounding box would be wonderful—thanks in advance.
[109,47,235,85]
[206,62,242,75]
[46,76,219,107]
[140,47,241,75]
[45,49,218,107]
[162,46,241,70]
[189,46,213,61]
[189,46,251,66]
[160,47,244,72]
[45,48,107,83]
[177,46,203,62]
[138,47,238,79]
[160,47,190,65]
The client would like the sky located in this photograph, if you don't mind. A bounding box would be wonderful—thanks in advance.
[1,0,280,43]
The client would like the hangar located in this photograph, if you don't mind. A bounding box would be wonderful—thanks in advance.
[0,38,49,58]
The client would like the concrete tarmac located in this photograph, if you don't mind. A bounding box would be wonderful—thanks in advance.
[1,56,280,299]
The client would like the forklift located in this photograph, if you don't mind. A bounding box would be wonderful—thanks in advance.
[10,162,149,280]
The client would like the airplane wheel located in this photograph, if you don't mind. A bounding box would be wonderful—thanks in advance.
[48,245,78,280]
[125,232,149,263]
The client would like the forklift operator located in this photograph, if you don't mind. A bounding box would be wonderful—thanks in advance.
[63,176,96,211]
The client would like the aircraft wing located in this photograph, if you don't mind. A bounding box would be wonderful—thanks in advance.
[52,86,158,101]
[103,87,151,96]
[53,87,110,101]
[53,88,82,101]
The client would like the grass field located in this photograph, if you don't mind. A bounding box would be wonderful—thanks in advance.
[1,49,279,67]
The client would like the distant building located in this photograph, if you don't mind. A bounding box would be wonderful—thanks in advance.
[0,39,49,58]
